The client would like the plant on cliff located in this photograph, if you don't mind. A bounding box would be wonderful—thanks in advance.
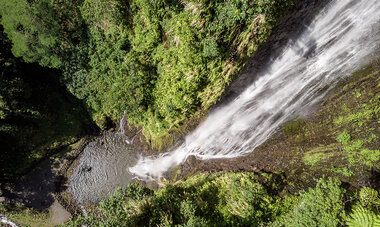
[347,187,380,227]
[346,206,380,227]
[0,0,299,148]
[63,173,286,226]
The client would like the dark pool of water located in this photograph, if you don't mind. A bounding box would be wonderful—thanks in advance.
[69,131,139,203]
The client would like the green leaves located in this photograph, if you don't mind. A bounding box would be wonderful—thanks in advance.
[0,0,62,67]
[1,0,299,146]
[360,187,380,211]
[337,131,351,144]
[66,175,380,227]
[346,188,380,226]
[278,178,346,227]
[346,206,380,227]
[202,38,219,58]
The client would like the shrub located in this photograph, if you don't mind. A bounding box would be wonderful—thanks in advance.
[278,177,346,227]
[202,38,219,58]
[359,187,380,211]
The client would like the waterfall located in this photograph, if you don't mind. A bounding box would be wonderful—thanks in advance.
[118,110,132,144]
[1,215,17,227]
[118,110,127,135]
[130,0,380,181]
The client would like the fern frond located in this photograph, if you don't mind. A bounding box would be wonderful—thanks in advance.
[346,206,380,227]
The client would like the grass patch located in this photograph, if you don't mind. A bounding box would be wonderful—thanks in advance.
[303,144,340,165]
[0,205,52,227]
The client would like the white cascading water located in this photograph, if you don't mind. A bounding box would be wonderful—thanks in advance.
[1,215,17,227]
[118,110,127,135]
[130,0,380,181]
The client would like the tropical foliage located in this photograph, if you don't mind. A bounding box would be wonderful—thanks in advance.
[64,174,380,227]
[0,0,298,148]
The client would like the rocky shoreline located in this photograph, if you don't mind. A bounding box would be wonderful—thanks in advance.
[53,136,96,217]
[0,136,96,224]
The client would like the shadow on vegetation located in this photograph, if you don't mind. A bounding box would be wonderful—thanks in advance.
[1,158,57,210]
[0,25,97,182]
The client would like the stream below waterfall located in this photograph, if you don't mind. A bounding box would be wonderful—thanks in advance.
[69,0,380,203]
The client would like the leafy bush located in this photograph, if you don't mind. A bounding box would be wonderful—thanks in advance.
[346,187,380,227]
[277,178,346,227]
[65,175,380,227]
[1,0,299,146]
[202,38,219,58]
[64,172,287,226]
[359,187,380,211]
[0,0,86,68]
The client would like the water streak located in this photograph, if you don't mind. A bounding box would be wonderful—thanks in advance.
[118,111,127,135]
[130,0,380,181]
[0,215,17,227]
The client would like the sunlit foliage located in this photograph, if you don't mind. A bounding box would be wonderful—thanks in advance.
[1,0,298,147]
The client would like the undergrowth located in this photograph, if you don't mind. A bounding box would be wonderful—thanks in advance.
[63,174,380,226]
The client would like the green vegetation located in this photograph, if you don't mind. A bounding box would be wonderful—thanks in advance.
[64,174,380,226]
[1,1,379,226]
[303,143,339,165]
[346,206,380,227]
[0,0,298,149]
[337,131,351,144]
[360,187,380,209]
[0,27,90,180]
[271,61,380,184]
[276,177,345,227]
[0,204,54,227]
[346,187,380,227]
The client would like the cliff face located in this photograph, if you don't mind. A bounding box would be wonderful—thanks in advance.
[178,60,380,191]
